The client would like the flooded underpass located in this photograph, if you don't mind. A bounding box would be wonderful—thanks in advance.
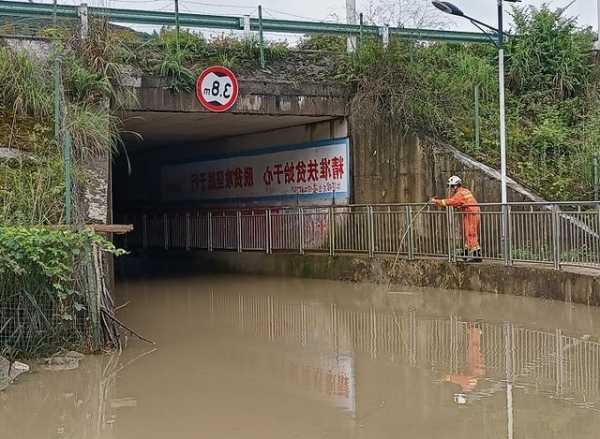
[3,274,600,438]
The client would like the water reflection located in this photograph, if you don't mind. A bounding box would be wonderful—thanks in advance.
[1,352,117,438]
[3,275,600,438]
[206,288,600,414]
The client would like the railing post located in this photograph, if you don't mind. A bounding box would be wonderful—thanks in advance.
[555,328,563,395]
[368,205,374,257]
[505,205,513,265]
[503,204,511,266]
[406,205,414,260]
[207,211,213,252]
[163,213,169,250]
[552,205,561,270]
[142,213,148,250]
[185,212,191,251]
[447,207,457,262]
[409,307,417,367]
[237,210,242,253]
[78,3,89,40]
[298,207,304,255]
[329,207,335,256]
[265,209,272,254]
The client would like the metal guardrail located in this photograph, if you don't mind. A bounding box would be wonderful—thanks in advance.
[118,201,600,271]
[0,0,493,43]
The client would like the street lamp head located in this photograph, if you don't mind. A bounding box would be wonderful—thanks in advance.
[431,1,464,17]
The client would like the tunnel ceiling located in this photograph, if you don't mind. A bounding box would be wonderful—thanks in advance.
[121,111,336,151]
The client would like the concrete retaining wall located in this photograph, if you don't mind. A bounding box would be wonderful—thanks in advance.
[127,251,600,306]
[350,118,540,204]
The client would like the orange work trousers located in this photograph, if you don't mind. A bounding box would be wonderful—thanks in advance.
[463,212,480,251]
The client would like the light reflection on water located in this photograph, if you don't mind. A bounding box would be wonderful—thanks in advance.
[2,274,600,438]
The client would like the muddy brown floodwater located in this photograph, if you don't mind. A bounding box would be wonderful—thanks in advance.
[3,274,600,438]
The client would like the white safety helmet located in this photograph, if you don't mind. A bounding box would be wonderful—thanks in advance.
[448,175,462,187]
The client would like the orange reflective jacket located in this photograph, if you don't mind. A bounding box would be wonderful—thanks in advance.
[435,187,480,213]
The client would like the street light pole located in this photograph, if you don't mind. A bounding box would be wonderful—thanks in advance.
[497,0,509,260]
[498,0,507,205]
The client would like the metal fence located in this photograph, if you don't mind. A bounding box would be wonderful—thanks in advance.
[117,201,600,271]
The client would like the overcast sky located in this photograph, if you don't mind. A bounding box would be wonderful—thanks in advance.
[53,0,600,35]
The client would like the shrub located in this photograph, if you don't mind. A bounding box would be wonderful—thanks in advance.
[0,227,124,358]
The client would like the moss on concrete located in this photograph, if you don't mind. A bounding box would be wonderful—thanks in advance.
[173,251,600,306]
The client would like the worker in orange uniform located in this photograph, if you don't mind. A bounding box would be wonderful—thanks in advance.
[431,176,481,262]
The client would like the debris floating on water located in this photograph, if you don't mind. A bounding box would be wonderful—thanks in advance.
[40,351,84,371]
[0,356,30,391]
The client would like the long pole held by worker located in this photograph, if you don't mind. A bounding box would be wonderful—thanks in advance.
[387,203,430,289]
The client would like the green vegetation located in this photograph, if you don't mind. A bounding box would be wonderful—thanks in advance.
[338,6,599,200]
[126,29,289,92]
[1,6,598,211]
[0,227,124,358]
[0,22,131,357]
[0,21,130,224]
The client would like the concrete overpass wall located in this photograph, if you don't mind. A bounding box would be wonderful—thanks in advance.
[127,78,349,117]
[351,118,542,204]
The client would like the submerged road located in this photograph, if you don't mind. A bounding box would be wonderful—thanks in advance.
[2,274,600,438]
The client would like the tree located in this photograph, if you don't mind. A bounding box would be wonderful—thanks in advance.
[359,0,448,28]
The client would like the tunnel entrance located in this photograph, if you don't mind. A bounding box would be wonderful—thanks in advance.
[112,107,350,266]
[111,76,351,271]
[114,111,349,214]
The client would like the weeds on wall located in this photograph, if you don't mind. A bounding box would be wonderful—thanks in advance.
[0,21,133,358]
[125,29,289,92]
[0,18,135,224]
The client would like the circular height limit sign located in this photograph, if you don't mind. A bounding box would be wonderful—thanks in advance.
[195,66,239,112]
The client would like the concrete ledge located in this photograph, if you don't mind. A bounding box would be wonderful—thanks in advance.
[129,79,349,116]
[130,251,600,306]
